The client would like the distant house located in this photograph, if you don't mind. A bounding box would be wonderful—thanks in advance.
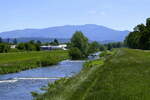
[40,44,67,50]
[10,45,16,49]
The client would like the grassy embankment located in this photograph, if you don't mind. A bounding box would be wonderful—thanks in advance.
[34,48,150,100]
[0,50,69,74]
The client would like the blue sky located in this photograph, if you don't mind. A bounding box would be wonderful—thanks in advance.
[0,0,150,32]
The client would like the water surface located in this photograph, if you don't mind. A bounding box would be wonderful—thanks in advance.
[0,60,84,100]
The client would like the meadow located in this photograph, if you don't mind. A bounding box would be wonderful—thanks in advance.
[34,48,150,100]
[0,50,69,74]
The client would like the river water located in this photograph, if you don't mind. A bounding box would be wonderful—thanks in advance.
[0,60,84,100]
[0,52,100,100]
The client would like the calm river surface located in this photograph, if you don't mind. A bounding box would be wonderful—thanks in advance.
[0,60,84,100]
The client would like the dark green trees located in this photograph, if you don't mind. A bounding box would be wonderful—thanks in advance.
[69,47,82,60]
[50,39,59,45]
[16,40,40,51]
[69,31,89,59]
[88,41,101,54]
[125,18,150,50]
[0,37,2,43]
[13,38,18,44]
[0,43,10,53]
[105,42,124,50]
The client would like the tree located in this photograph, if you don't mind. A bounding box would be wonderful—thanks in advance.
[16,41,40,51]
[69,47,82,60]
[0,37,2,43]
[17,43,26,50]
[125,18,150,50]
[54,39,59,45]
[99,44,106,51]
[146,18,150,27]
[0,43,10,53]
[88,41,100,54]
[70,31,89,58]
[13,38,18,44]
[49,39,59,46]
[37,40,42,45]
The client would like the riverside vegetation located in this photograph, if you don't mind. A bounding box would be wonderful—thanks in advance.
[33,48,150,100]
[0,50,69,74]
[31,18,150,100]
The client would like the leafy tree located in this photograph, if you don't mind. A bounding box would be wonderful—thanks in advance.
[88,41,100,54]
[29,40,35,44]
[0,43,10,53]
[69,47,82,60]
[105,42,124,50]
[17,41,40,51]
[0,37,3,43]
[50,39,59,45]
[99,44,106,51]
[54,39,59,45]
[13,38,18,44]
[125,18,150,50]
[37,40,42,45]
[70,31,89,58]
[17,43,26,50]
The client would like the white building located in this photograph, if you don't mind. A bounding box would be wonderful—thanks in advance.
[10,45,16,49]
[40,44,67,50]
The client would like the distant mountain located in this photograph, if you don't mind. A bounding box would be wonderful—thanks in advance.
[0,24,129,41]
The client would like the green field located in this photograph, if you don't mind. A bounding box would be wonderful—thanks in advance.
[0,50,69,74]
[34,48,150,100]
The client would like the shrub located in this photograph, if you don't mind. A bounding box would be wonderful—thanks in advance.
[69,47,82,60]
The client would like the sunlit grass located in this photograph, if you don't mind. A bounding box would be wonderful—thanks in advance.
[34,48,150,100]
[0,50,69,74]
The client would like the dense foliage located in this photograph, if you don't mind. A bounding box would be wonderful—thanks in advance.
[49,39,59,45]
[88,41,105,54]
[69,31,89,59]
[104,42,124,50]
[69,31,107,59]
[0,50,69,74]
[125,18,150,50]
[16,40,40,51]
[0,43,10,53]
[69,47,82,60]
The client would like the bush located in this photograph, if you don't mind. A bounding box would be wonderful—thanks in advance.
[69,47,82,60]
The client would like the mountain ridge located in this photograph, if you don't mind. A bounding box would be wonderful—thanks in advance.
[0,24,130,41]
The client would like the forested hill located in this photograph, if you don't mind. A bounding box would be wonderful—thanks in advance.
[0,24,129,41]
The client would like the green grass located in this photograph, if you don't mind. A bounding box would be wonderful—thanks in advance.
[33,48,150,100]
[0,50,69,74]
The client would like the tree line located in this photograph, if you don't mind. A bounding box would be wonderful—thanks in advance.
[125,18,150,50]
[0,38,60,53]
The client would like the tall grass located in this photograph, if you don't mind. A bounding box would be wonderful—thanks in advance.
[0,50,69,74]
[33,48,150,100]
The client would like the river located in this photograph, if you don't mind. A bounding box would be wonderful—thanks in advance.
[0,52,100,100]
[0,60,84,100]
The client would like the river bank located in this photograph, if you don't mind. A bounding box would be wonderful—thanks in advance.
[34,48,150,100]
[0,50,69,74]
